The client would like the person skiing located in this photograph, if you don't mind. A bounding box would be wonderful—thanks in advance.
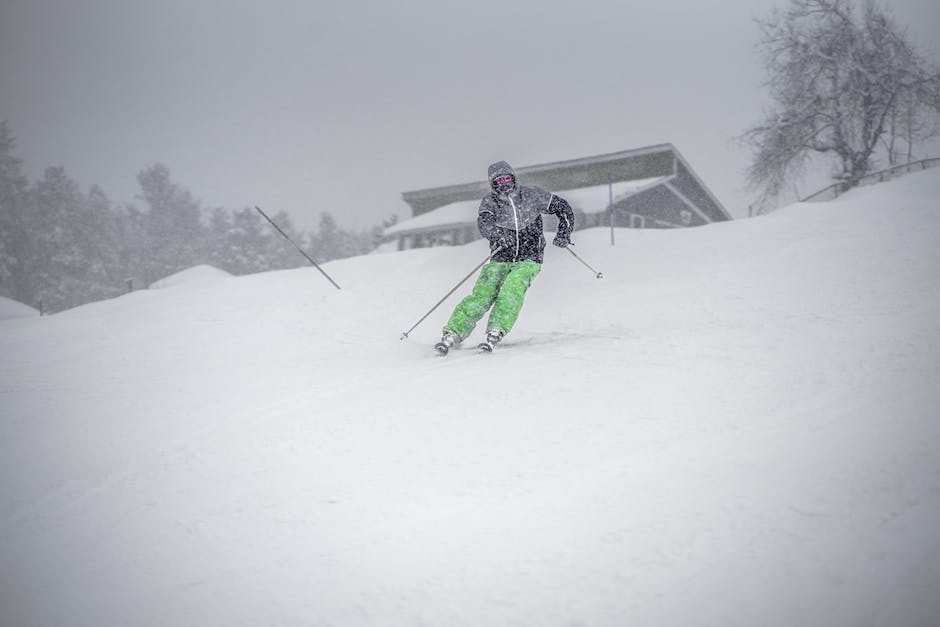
[435,160,575,354]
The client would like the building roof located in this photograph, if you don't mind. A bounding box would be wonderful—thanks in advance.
[387,176,670,236]
[385,199,482,235]
[400,143,731,223]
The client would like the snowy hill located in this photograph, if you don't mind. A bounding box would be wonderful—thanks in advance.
[1,170,939,627]
[148,264,233,290]
[0,295,39,320]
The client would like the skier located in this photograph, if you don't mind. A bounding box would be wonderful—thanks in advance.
[435,160,575,354]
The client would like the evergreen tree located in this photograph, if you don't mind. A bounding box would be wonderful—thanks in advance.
[312,212,340,263]
[113,202,149,291]
[28,165,89,311]
[206,207,234,272]
[265,210,308,270]
[0,121,30,303]
[136,164,206,284]
[224,206,271,274]
[80,185,125,301]
[308,212,376,263]
[0,121,390,306]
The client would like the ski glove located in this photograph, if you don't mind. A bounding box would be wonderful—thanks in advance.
[491,235,514,252]
[553,234,571,248]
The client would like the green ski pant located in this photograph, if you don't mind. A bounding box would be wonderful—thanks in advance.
[443,260,541,341]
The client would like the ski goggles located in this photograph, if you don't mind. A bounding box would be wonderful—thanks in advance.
[492,175,515,192]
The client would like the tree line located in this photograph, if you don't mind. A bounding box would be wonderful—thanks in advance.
[0,121,393,313]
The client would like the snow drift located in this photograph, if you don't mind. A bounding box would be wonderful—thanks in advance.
[1,169,939,627]
[148,264,233,290]
[0,296,39,321]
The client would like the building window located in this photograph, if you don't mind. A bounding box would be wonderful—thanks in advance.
[630,214,646,228]
[680,209,693,226]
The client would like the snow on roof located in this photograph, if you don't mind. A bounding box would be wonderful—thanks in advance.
[386,177,669,235]
[385,199,482,235]
[560,176,669,211]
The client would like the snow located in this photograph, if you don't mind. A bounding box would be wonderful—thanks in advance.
[148,264,233,290]
[384,198,482,235]
[2,169,940,626]
[559,175,668,210]
[0,296,39,320]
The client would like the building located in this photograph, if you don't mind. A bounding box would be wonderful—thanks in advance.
[383,144,732,251]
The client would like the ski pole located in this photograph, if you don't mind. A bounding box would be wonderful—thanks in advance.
[255,206,341,290]
[565,246,604,279]
[400,250,497,340]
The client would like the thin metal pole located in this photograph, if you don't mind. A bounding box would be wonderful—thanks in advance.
[255,206,341,290]
[566,246,603,279]
[608,171,615,246]
[401,251,496,339]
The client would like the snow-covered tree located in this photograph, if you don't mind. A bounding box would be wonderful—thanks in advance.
[265,210,309,269]
[27,166,92,311]
[1,126,128,311]
[113,203,149,291]
[79,185,125,301]
[0,121,30,303]
[311,212,341,263]
[309,211,378,263]
[205,207,234,271]
[742,0,940,202]
[137,164,206,283]
[222,206,273,275]
[0,123,386,306]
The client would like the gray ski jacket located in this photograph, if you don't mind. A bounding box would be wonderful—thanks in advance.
[478,161,574,264]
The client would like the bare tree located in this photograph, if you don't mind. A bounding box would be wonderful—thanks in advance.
[884,83,940,166]
[742,0,940,203]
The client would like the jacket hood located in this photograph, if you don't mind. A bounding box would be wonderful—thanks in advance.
[487,161,516,183]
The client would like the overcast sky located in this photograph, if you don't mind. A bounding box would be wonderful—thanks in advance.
[1,0,938,230]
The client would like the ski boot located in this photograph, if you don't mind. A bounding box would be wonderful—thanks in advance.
[477,329,503,352]
[434,333,458,356]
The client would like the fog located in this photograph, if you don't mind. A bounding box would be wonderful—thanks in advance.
[1,0,938,230]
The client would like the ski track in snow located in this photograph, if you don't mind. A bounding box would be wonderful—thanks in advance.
[1,170,940,626]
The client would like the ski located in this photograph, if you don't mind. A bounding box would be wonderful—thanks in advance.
[435,331,503,355]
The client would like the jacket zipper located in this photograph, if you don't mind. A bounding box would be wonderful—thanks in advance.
[507,195,521,261]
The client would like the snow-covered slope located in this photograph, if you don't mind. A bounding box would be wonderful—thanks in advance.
[0,295,39,320]
[1,170,939,627]
[148,264,233,290]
